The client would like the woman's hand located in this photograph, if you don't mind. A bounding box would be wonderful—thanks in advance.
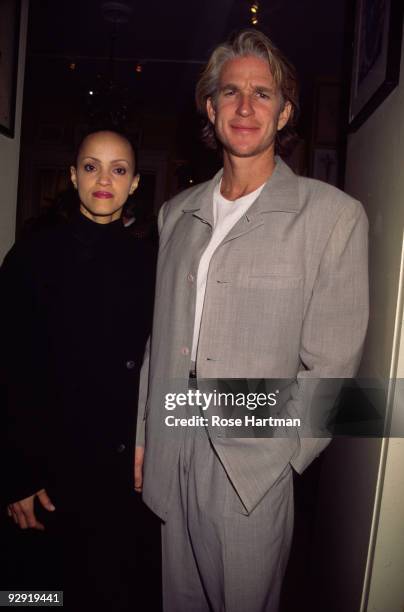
[7,489,55,530]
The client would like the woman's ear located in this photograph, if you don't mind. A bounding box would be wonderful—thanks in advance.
[129,173,140,195]
[70,166,78,189]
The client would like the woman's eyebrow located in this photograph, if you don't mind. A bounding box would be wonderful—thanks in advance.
[81,156,130,164]
[81,156,101,162]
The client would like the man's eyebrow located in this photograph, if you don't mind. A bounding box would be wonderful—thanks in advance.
[219,83,276,94]
[220,83,239,91]
[254,86,275,94]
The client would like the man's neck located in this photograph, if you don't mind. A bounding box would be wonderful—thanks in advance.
[221,149,276,201]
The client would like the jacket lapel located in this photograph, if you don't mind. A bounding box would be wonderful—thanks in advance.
[222,158,301,244]
[182,169,222,228]
[181,157,301,243]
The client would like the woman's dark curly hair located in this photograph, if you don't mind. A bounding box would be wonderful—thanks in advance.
[195,29,299,156]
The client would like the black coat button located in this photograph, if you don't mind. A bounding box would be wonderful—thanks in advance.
[116,443,126,454]
[126,360,136,370]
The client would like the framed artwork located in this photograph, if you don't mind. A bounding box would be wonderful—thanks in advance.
[313,81,341,146]
[349,0,403,131]
[0,0,21,138]
[284,138,308,176]
[312,148,339,187]
[39,124,66,145]
[36,166,70,212]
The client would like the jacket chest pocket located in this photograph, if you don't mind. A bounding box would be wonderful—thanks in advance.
[231,260,303,289]
[246,272,303,290]
[226,272,304,327]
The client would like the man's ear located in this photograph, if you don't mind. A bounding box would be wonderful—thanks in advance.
[206,97,216,124]
[277,100,292,131]
[70,166,78,189]
[129,173,140,195]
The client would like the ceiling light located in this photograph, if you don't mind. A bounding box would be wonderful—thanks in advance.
[102,2,132,24]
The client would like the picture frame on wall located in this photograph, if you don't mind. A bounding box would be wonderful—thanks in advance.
[0,0,21,138]
[313,81,341,146]
[349,0,404,131]
[312,148,339,187]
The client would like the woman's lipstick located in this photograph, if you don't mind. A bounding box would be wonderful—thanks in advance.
[92,191,113,199]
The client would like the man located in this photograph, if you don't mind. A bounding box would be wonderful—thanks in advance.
[135,30,369,611]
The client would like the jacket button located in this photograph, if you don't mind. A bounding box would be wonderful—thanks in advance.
[116,443,126,453]
[126,360,136,370]
[181,346,189,356]
[187,273,195,283]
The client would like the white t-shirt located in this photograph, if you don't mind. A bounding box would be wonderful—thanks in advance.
[191,179,265,361]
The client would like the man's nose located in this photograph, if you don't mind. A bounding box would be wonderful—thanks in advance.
[236,93,254,117]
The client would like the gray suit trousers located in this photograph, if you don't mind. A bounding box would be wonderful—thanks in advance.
[162,416,294,612]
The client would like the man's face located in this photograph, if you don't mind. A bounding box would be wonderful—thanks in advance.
[70,131,139,223]
[206,55,291,159]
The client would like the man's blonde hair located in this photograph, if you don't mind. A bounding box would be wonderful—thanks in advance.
[195,29,299,155]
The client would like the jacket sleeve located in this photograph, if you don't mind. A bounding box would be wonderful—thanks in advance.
[0,245,50,504]
[135,202,168,448]
[135,337,150,447]
[288,198,369,473]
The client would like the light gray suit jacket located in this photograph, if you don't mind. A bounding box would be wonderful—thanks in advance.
[137,158,369,519]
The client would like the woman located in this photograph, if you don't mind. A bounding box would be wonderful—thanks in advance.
[1,130,161,611]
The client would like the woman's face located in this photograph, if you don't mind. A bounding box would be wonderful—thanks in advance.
[70,131,139,224]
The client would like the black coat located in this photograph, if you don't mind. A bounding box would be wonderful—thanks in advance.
[1,212,161,610]
[1,212,156,508]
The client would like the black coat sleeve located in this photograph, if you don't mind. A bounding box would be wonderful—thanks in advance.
[0,244,50,504]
